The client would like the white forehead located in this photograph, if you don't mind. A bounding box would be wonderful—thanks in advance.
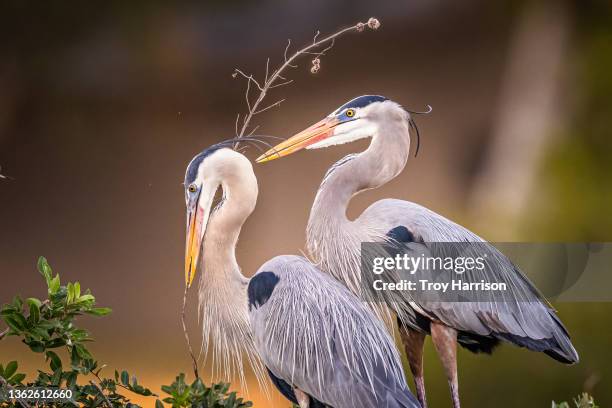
[192,148,251,183]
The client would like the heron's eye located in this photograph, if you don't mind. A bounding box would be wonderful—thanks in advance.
[345,109,355,118]
[188,184,197,193]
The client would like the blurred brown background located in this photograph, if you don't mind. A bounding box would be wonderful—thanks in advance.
[1,0,611,406]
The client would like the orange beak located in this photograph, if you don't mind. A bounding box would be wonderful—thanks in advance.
[184,206,204,287]
[256,117,339,163]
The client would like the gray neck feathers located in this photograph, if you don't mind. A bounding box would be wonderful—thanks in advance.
[198,161,267,390]
[306,112,411,296]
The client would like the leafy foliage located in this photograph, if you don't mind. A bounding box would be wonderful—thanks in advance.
[160,374,251,408]
[552,393,598,408]
[0,257,252,408]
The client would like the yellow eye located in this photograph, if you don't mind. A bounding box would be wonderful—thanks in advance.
[188,184,197,193]
[345,109,355,118]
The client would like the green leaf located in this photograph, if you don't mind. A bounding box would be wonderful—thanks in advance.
[161,385,174,394]
[46,350,62,371]
[12,296,23,310]
[31,327,51,341]
[86,307,112,316]
[67,283,74,304]
[26,298,42,308]
[50,367,62,386]
[77,294,95,303]
[9,312,28,331]
[71,346,81,367]
[28,301,40,324]
[74,282,81,299]
[38,257,53,286]
[155,400,164,408]
[49,275,61,295]
[4,361,17,378]
[47,337,67,348]
[27,340,45,353]
[9,373,25,385]
[121,370,129,386]
[4,316,23,333]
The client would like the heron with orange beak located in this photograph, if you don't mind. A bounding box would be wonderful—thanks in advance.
[183,139,420,408]
[256,95,579,408]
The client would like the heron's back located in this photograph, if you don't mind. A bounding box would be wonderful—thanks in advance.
[248,255,420,408]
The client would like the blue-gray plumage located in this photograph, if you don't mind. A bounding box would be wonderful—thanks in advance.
[184,145,419,408]
[256,95,579,408]
[266,369,327,408]
[250,255,420,408]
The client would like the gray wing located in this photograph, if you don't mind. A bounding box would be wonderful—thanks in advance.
[360,198,579,363]
[248,255,420,408]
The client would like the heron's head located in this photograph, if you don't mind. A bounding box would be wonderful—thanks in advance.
[255,95,407,163]
[183,143,253,287]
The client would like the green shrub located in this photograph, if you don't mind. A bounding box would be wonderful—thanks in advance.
[552,393,598,408]
[0,257,251,408]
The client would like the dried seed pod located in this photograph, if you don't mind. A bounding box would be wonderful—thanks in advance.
[367,17,381,30]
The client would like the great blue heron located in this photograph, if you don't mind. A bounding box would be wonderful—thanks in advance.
[255,95,579,408]
[183,140,420,408]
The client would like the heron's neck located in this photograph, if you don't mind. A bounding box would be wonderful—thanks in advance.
[198,168,264,385]
[310,118,411,227]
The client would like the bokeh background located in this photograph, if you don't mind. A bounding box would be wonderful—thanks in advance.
[1,0,611,406]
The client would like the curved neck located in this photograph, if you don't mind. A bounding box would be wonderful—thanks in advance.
[198,164,264,385]
[203,172,258,280]
[310,117,411,225]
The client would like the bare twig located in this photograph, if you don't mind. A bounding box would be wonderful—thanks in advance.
[90,380,113,408]
[232,17,381,141]
[253,99,285,115]
[181,286,199,380]
[234,113,240,137]
[283,39,291,62]
[0,327,8,340]
[0,376,31,408]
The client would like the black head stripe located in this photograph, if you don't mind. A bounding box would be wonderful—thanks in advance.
[334,95,388,114]
[185,140,239,185]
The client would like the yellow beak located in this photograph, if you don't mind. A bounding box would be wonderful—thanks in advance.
[256,117,339,163]
[184,207,203,287]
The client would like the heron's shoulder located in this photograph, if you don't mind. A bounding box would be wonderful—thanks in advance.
[359,198,485,242]
[256,254,312,274]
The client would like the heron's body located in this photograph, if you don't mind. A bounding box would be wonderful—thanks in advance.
[250,255,418,408]
[184,144,419,408]
[257,95,579,408]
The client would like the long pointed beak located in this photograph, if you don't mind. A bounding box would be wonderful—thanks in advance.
[256,117,339,163]
[184,206,204,287]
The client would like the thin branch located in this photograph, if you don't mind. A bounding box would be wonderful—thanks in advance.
[181,286,199,380]
[244,79,252,113]
[90,380,112,408]
[269,80,294,89]
[0,327,8,340]
[253,99,285,115]
[234,113,240,137]
[0,376,31,408]
[233,17,380,140]
[284,39,291,62]
[233,69,264,91]
[246,125,261,137]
